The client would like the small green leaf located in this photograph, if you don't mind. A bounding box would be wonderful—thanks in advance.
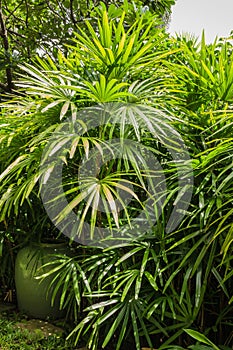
[184,329,221,350]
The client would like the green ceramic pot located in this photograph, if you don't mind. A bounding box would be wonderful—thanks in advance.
[15,241,69,320]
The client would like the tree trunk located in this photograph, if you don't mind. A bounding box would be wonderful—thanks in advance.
[0,1,13,93]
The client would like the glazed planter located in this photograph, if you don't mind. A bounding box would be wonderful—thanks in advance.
[15,241,69,320]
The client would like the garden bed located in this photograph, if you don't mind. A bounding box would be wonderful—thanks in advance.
[0,301,74,350]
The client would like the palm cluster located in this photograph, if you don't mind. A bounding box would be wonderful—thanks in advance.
[0,3,232,349]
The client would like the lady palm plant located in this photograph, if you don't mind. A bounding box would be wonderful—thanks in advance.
[0,3,232,350]
[166,32,233,111]
[161,33,233,345]
[0,1,188,346]
[0,4,186,348]
[0,3,176,237]
[49,34,232,349]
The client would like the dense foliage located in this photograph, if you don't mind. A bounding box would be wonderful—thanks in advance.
[0,0,175,92]
[0,1,232,349]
